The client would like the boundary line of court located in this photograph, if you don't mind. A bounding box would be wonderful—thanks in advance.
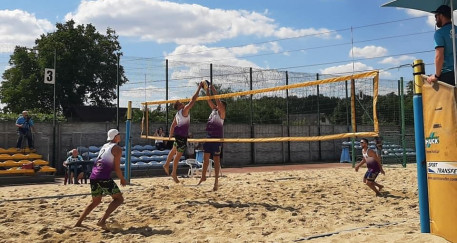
[294,220,407,241]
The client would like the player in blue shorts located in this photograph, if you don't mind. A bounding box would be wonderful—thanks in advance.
[355,138,385,196]
[198,81,226,191]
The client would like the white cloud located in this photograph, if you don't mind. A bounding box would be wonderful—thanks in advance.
[65,0,341,45]
[166,44,261,68]
[320,62,373,75]
[379,55,415,65]
[0,9,54,52]
[405,9,429,17]
[349,45,388,58]
[320,62,392,78]
[403,9,457,27]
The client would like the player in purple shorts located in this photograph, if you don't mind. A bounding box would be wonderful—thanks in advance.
[198,81,226,191]
[355,138,385,196]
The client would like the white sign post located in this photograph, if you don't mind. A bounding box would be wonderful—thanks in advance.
[44,68,55,84]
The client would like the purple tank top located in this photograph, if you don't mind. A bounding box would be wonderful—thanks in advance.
[173,109,190,137]
[363,149,380,173]
[90,142,116,180]
[206,109,224,137]
[89,158,114,180]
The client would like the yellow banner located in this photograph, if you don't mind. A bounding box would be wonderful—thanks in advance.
[423,81,457,243]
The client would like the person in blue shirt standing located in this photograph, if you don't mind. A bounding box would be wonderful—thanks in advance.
[15,110,35,151]
[427,5,456,86]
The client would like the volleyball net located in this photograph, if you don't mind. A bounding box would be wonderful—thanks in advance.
[140,70,379,143]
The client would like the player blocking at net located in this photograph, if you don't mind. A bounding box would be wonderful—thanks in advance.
[163,81,203,183]
[197,80,226,191]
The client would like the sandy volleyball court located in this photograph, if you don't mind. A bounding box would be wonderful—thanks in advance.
[0,164,450,243]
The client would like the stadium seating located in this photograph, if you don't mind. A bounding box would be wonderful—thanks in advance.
[82,145,188,173]
[0,147,56,176]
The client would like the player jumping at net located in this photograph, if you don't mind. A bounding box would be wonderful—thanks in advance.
[354,138,385,196]
[163,82,203,183]
[197,81,226,191]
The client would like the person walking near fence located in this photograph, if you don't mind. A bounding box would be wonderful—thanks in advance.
[15,110,35,151]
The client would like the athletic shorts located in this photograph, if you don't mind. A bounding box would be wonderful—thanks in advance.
[90,178,121,197]
[364,170,379,182]
[173,135,187,153]
[203,142,222,156]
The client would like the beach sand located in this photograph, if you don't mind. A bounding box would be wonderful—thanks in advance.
[0,164,451,243]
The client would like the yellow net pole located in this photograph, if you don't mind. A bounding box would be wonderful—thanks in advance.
[373,73,379,133]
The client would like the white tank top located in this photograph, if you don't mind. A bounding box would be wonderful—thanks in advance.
[97,142,116,162]
[90,142,117,180]
[174,109,190,137]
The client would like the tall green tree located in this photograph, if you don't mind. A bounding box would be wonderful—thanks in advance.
[0,20,127,114]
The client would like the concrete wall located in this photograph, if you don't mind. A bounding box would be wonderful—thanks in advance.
[0,121,408,173]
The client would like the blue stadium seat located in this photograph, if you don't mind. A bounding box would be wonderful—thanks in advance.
[77,146,89,153]
[88,146,100,152]
[143,145,154,151]
[132,150,144,157]
[142,150,154,156]
[132,145,144,151]
[159,150,170,156]
[130,156,140,163]
[89,152,99,158]
[151,150,162,156]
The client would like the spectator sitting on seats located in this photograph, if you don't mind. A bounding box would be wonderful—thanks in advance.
[154,127,166,150]
[15,110,35,151]
[63,149,84,184]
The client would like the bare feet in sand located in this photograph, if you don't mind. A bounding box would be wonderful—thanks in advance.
[97,221,109,230]
[171,174,179,183]
[213,184,218,191]
[163,164,170,175]
[197,176,206,185]
[378,185,384,191]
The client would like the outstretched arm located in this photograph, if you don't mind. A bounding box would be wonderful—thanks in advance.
[204,83,216,110]
[211,85,226,119]
[183,82,203,116]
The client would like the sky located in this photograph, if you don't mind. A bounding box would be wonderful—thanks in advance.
[0,0,441,109]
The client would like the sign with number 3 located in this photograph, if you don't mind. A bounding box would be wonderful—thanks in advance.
[44,68,55,84]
